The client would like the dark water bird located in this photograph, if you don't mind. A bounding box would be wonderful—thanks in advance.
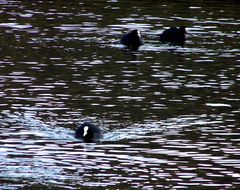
[159,25,186,47]
[75,122,102,143]
[121,29,143,51]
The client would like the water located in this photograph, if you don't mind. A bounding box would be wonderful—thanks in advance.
[0,0,240,189]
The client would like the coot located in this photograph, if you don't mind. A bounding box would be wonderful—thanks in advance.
[159,25,186,46]
[75,122,102,143]
[121,29,143,51]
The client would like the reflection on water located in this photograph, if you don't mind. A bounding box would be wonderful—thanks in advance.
[2,113,237,189]
[0,0,240,189]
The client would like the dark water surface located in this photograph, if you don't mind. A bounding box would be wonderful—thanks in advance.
[1,0,240,189]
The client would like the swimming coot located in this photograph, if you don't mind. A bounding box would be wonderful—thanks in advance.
[75,122,102,143]
[159,25,186,47]
[120,29,143,51]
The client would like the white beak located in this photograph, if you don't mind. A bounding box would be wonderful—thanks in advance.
[83,126,89,137]
[137,30,141,37]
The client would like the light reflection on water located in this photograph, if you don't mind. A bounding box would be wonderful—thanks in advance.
[2,113,236,189]
[1,0,240,189]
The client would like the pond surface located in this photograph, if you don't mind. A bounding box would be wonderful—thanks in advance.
[0,0,240,189]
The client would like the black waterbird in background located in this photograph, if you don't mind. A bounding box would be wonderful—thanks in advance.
[121,29,143,51]
[159,25,186,47]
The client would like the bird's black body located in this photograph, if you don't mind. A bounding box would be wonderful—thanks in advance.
[75,122,102,143]
[160,26,186,47]
[121,29,143,51]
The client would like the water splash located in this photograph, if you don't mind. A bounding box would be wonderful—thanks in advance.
[0,113,223,143]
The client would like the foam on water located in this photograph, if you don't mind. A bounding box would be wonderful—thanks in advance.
[1,113,223,143]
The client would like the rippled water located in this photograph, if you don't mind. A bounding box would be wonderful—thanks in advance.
[1,0,240,189]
